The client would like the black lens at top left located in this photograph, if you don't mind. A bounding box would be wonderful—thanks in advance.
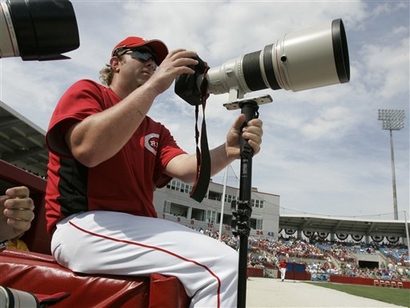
[8,0,79,61]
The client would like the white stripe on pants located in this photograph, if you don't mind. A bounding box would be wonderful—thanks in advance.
[51,211,238,308]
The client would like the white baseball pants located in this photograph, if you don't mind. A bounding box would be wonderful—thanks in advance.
[51,211,238,308]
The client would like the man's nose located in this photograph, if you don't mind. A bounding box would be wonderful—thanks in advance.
[146,58,157,70]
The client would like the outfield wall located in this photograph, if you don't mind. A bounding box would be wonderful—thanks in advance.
[329,275,410,289]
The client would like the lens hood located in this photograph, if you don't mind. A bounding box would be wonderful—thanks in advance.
[5,0,79,60]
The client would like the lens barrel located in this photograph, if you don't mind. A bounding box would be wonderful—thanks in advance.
[0,286,39,307]
[0,0,79,60]
[207,19,350,95]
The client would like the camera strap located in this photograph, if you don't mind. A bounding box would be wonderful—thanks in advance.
[189,66,211,203]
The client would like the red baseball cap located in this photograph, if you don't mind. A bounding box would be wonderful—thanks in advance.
[111,36,168,65]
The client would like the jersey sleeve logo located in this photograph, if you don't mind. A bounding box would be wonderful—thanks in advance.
[144,133,160,155]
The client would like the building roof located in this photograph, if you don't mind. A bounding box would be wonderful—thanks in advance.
[279,214,409,238]
[0,100,48,177]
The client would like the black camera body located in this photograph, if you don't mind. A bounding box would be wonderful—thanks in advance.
[175,55,209,106]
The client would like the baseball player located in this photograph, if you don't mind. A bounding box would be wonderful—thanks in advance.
[45,36,263,307]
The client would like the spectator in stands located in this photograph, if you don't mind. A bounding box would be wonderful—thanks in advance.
[44,36,263,308]
[0,186,34,251]
[279,256,288,282]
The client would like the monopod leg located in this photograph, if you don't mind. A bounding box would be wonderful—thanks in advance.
[236,100,259,308]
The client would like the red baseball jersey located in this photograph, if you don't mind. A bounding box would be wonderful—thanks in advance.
[45,79,186,234]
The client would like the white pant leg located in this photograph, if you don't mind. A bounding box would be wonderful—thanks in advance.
[280,268,286,280]
[51,211,238,308]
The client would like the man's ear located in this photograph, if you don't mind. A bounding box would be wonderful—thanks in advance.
[110,57,120,72]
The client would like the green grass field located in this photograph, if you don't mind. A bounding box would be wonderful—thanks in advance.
[306,282,410,307]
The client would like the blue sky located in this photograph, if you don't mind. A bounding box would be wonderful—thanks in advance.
[1,0,409,220]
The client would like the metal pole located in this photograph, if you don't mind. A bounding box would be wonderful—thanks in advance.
[235,100,259,308]
[218,166,228,241]
[389,129,398,220]
[404,211,410,253]
[378,109,405,220]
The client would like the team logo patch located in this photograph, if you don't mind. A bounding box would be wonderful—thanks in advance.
[145,133,159,155]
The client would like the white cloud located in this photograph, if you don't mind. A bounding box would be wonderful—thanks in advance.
[301,106,355,140]
[360,38,409,99]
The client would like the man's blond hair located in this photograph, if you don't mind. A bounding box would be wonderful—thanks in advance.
[99,55,128,86]
[99,64,113,86]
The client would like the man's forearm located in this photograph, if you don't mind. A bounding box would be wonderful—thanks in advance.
[209,144,236,177]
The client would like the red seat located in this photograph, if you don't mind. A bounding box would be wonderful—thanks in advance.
[0,249,190,307]
[0,160,190,307]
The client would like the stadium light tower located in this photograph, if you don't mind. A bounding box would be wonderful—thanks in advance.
[378,109,405,220]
